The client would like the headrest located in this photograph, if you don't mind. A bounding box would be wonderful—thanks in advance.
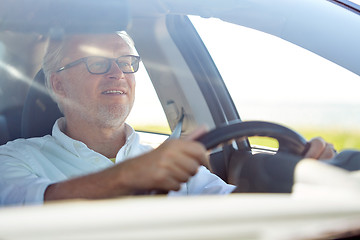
[21,69,63,138]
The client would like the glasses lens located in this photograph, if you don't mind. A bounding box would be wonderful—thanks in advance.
[86,57,110,74]
[116,56,140,73]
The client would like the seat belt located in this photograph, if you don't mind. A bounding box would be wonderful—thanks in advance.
[167,109,185,140]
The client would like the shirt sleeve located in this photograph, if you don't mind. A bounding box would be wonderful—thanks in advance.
[168,166,236,196]
[0,147,52,206]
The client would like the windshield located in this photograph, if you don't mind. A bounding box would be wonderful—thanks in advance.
[191,16,360,151]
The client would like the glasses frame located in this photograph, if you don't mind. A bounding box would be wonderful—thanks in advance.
[56,55,141,74]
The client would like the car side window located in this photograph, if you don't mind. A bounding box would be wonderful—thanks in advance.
[126,63,170,147]
[191,16,360,151]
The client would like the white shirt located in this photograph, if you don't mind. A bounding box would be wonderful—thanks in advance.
[0,118,235,206]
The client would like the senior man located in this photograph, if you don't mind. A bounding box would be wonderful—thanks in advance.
[0,32,335,206]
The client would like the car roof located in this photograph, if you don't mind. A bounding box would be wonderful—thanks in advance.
[1,0,359,76]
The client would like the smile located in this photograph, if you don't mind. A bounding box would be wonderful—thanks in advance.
[102,90,125,95]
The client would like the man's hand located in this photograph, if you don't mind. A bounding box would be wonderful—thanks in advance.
[118,126,209,192]
[118,139,207,192]
[304,137,336,160]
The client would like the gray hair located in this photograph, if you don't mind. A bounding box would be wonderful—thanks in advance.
[42,38,66,113]
[42,31,136,113]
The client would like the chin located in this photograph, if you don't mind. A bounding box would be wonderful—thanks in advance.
[98,108,130,128]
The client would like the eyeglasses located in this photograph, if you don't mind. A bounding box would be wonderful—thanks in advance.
[56,55,140,74]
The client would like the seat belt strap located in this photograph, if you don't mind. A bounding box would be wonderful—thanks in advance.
[167,110,185,140]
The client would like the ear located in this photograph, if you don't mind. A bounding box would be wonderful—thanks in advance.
[50,73,66,98]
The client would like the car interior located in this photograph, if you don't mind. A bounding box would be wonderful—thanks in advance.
[1,0,360,239]
[1,0,360,190]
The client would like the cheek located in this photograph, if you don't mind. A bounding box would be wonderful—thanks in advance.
[128,76,136,92]
[132,80,136,94]
[62,70,94,97]
[62,79,81,97]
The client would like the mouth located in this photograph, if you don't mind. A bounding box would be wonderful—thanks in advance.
[102,90,126,95]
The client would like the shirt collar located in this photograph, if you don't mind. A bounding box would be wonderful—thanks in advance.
[52,118,83,157]
[52,117,139,161]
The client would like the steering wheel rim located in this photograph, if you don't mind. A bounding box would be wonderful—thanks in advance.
[196,121,309,156]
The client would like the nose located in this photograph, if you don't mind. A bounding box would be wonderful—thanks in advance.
[106,60,125,79]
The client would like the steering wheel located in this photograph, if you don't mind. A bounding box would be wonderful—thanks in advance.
[196,121,309,155]
[196,121,310,193]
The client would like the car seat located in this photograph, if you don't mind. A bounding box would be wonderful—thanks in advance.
[0,106,23,145]
[21,69,63,138]
[0,115,10,145]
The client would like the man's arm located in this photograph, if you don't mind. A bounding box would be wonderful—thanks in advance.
[44,134,336,201]
[44,139,207,201]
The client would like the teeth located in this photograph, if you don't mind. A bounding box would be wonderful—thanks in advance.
[104,90,124,94]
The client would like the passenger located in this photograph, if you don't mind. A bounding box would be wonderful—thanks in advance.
[0,33,336,206]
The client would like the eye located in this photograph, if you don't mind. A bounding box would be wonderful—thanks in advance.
[118,62,130,67]
[90,61,107,68]
[116,56,139,73]
[87,57,109,72]
[117,62,132,71]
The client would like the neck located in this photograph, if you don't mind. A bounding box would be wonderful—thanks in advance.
[64,117,127,159]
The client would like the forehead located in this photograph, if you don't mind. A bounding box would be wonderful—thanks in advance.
[64,34,135,59]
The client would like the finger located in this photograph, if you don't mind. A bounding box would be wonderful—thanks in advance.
[158,176,182,191]
[166,139,208,166]
[172,155,200,177]
[184,125,209,141]
[161,159,195,183]
[304,137,327,159]
[318,143,336,160]
[183,141,208,166]
[135,160,186,190]
[153,141,200,179]
[160,142,203,177]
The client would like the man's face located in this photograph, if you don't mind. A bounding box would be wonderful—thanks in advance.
[53,34,137,128]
